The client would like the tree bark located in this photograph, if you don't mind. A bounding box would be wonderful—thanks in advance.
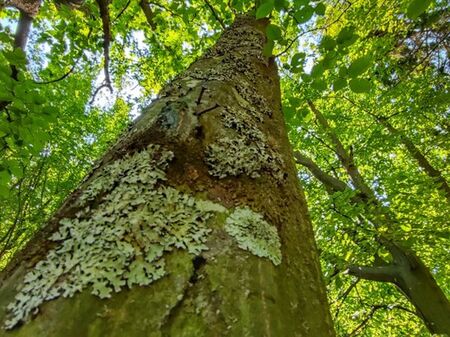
[0,16,335,337]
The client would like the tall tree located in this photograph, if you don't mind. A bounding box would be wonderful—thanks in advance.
[0,15,335,337]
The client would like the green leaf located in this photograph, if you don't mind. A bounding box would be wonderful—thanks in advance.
[256,1,274,19]
[5,48,27,66]
[315,3,326,15]
[333,78,347,91]
[319,36,336,51]
[311,79,327,91]
[266,24,282,41]
[400,224,412,232]
[0,64,12,76]
[406,0,432,19]
[7,161,23,179]
[310,63,324,78]
[32,92,47,105]
[349,78,372,93]
[263,40,275,57]
[336,26,357,46]
[348,56,371,77]
[0,91,14,101]
[0,169,11,186]
[338,66,348,77]
[294,6,314,23]
[322,53,336,69]
[291,52,306,67]
[274,0,287,11]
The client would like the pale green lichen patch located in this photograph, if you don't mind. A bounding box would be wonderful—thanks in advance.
[4,145,226,330]
[225,207,282,266]
[205,106,284,180]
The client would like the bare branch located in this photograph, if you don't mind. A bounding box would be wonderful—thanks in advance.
[333,278,360,320]
[14,11,33,50]
[114,0,131,22]
[96,0,113,92]
[139,0,156,29]
[294,151,348,194]
[346,305,384,337]
[346,265,398,283]
[89,82,111,105]
[35,57,80,84]
[276,1,351,58]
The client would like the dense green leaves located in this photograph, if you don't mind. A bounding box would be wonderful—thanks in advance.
[294,6,315,23]
[349,78,372,92]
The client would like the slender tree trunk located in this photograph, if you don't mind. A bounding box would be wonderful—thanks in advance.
[0,16,335,337]
[349,244,450,335]
[294,103,450,335]
[394,249,450,335]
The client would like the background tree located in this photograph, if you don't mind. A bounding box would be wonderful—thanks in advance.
[281,0,449,335]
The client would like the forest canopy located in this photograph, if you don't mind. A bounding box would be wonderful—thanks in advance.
[0,0,449,336]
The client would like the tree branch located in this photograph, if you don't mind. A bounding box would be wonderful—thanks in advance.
[307,100,375,201]
[346,304,385,337]
[346,265,398,283]
[337,95,450,202]
[14,11,33,50]
[379,117,450,201]
[114,0,131,22]
[96,0,113,92]
[294,151,348,194]
[139,0,157,29]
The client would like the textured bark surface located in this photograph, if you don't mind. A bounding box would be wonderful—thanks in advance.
[0,16,335,337]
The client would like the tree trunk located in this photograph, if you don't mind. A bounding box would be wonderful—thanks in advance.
[394,249,450,335]
[0,16,335,337]
[349,244,450,335]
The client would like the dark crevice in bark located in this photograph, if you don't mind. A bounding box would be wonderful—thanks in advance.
[190,255,207,284]
[160,256,207,336]
[195,103,220,116]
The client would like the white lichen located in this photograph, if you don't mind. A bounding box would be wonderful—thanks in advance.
[5,144,226,329]
[225,207,282,266]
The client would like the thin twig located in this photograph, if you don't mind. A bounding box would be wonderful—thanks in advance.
[113,0,131,22]
[276,0,352,58]
[204,0,225,29]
